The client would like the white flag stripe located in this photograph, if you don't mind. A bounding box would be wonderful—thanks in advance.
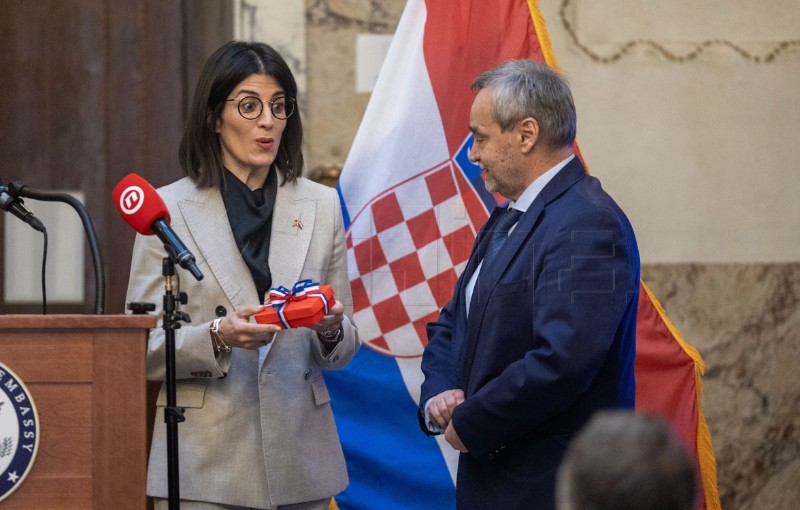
[339,0,449,212]
[346,210,375,245]
[339,0,461,485]
[393,175,434,210]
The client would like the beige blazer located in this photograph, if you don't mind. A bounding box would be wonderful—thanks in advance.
[125,174,359,508]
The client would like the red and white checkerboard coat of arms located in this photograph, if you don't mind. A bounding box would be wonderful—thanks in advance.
[347,152,491,358]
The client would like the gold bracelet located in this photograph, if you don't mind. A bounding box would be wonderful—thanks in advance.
[210,318,232,354]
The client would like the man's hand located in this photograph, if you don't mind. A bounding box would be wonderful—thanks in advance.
[445,420,468,452]
[428,389,465,429]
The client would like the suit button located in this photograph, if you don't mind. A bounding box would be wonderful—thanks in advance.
[215,306,227,317]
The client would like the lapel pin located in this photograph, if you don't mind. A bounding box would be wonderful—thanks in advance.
[291,219,304,230]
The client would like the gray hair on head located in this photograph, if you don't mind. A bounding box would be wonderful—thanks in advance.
[472,59,576,149]
[556,411,697,510]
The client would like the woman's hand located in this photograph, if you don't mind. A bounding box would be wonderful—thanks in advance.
[214,304,282,350]
[307,301,346,339]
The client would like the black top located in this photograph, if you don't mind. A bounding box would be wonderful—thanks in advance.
[220,168,278,303]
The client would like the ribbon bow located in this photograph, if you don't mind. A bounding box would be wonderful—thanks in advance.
[267,279,331,329]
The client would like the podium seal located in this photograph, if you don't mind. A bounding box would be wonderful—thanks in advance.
[0,362,40,502]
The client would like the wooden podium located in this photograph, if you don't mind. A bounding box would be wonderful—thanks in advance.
[0,314,156,509]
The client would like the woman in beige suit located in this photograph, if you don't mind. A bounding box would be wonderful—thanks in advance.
[125,41,359,510]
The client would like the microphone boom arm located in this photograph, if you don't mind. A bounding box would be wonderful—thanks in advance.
[10,182,105,314]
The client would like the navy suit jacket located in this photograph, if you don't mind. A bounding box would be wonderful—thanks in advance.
[419,157,640,510]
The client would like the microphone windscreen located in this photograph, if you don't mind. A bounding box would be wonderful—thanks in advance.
[112,173,171,235]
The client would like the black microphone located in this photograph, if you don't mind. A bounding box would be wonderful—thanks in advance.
[0,180,46,232]
[151,219,205,281]
[113,173,204,281]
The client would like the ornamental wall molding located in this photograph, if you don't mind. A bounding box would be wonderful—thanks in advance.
[559,0,800,63]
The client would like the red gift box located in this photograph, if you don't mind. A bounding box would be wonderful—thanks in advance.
[254,280,336,329]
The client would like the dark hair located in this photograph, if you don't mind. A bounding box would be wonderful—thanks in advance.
[557,411,697,510]
[472,59,576,149]
[179,41,303,187]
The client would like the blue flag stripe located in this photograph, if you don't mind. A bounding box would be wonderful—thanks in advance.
[325,349,455,510]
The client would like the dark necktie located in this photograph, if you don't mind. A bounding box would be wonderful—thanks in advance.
[460,206,523,377]
[485,207,522,260]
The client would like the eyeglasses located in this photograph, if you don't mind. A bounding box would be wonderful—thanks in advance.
[225,95,295,120]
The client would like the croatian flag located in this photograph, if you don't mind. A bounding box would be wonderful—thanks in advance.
[326,1,720,509]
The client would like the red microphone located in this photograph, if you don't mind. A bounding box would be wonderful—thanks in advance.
[113,173,203,281]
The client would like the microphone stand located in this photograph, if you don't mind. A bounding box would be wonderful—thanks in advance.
[8,182,105,314]
[161,256,190,510]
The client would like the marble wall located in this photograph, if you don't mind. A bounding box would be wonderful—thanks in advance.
[643,264,800,509]
[304,0,405,178]
[236,1,799,508]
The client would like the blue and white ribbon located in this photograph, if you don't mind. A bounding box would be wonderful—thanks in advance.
[267,279,331,329]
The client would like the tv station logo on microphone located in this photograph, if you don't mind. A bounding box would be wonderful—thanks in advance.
[0,362,40,502]
[119,185,145,215]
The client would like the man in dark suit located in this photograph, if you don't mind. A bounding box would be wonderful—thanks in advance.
[418,59,640,510]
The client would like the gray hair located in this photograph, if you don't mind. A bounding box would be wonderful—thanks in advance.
[556,411,697,510]
[472,59,576,149]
